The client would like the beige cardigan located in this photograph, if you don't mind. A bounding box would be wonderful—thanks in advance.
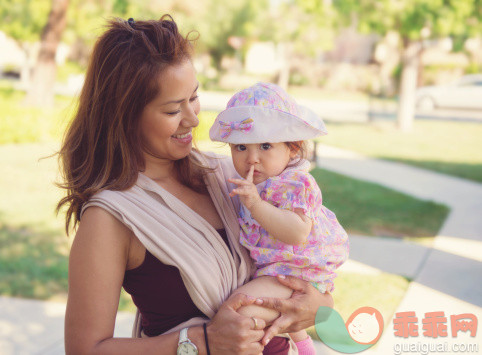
[82,151,298,353]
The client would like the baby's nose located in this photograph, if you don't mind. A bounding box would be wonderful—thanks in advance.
[246,151,259,164]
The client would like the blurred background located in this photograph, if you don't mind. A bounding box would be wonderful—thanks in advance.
[1,0,481,353]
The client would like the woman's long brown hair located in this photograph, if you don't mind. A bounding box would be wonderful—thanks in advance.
[57,15,203,234]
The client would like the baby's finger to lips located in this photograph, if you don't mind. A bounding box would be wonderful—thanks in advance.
[246,165,254,182]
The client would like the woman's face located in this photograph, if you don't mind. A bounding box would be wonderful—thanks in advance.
[139,60,200,165]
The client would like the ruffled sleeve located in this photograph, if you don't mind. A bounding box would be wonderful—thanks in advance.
[261,168,319,219]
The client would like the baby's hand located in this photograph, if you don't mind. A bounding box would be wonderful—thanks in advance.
[229,165,262,210]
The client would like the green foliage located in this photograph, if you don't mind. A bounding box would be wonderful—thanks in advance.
[258,0,335,56]
[0,0,51,42]
[0,85,73,144]
[329,0,482,42]
[194,111,217,141]
[193,0,269,70]
[465,61,482,74]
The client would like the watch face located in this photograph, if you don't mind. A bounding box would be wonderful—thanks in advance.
[177,342,198,355]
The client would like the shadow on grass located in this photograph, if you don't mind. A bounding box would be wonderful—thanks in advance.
[0,220,68,300]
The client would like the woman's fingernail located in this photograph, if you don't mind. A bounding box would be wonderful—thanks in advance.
[255,298,263,305]
[278,275,286,279]
[264,338,271,345]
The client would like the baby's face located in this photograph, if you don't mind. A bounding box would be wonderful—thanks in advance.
[230,142,296,184]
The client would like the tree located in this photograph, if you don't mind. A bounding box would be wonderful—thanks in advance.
[191,0,269,71]
[26,0,69,106]
[0,0,52,85]
[327,0,482,131]
[256,0,336,89]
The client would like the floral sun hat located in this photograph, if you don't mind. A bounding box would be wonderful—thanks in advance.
[209,82,327,144]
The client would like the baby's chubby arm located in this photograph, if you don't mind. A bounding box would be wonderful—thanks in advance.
[229,166,312,245]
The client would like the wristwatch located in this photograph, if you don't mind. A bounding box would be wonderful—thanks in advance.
[177,327,198,355]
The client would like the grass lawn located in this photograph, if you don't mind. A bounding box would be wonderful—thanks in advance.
[311,168,448,238]
[319,120,482,183]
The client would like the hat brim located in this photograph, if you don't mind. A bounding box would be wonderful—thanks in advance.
[209,105,327,144]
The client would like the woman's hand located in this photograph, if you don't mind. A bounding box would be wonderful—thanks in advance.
[254,275,334,345]
[208,293,267,354]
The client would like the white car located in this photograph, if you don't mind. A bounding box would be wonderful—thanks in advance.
[415,74,482,110]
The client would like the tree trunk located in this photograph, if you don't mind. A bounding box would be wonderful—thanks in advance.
[26,0,69,106]
[396,40,421,132]
[397,41,421,132]
[277,42,290,90]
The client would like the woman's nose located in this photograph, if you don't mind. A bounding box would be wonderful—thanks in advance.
[182,106,199,128]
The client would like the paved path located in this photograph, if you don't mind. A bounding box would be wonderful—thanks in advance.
[1,143,481,354]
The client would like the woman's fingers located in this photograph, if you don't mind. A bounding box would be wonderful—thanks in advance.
[224,293,257,311]
[250,317,267,331]
[273,275,309,293]
[261,317,292,346]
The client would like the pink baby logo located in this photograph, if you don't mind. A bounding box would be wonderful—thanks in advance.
[346,307,384,345]
[315,306,384,353]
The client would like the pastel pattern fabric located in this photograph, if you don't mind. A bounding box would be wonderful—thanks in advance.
[226,82,301,117]
[238,160,349,293]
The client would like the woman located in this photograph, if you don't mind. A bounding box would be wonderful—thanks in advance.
[59,16,333,354]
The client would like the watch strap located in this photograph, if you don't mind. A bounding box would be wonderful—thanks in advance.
[179,327,189,344]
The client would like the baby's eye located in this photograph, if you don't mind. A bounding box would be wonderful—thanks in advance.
[235,144,247,151]
[260,143,271,150]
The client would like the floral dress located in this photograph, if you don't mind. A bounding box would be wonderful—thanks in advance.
[238,160,349,293]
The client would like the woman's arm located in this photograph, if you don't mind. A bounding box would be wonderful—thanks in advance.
[65,206,179,353]
[65,206,265,354]
[229,166,312,245]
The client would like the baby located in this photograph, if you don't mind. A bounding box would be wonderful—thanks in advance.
[210,82,349,354]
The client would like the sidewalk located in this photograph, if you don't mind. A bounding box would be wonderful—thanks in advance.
[1,144,481,354]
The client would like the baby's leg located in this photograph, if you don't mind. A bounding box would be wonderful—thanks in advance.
[289,330,309,342]
[232,275,293,324]
[290,329,316,355]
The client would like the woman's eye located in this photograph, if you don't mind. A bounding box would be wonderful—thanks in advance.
[236,145,246,151]
[261,143,271,150]
[166,110,181,116]
[189,95,199,102]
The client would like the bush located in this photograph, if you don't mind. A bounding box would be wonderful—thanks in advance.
[0,86,73,144]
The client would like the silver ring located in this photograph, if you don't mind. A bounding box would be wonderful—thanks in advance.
[251,317,259,330]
